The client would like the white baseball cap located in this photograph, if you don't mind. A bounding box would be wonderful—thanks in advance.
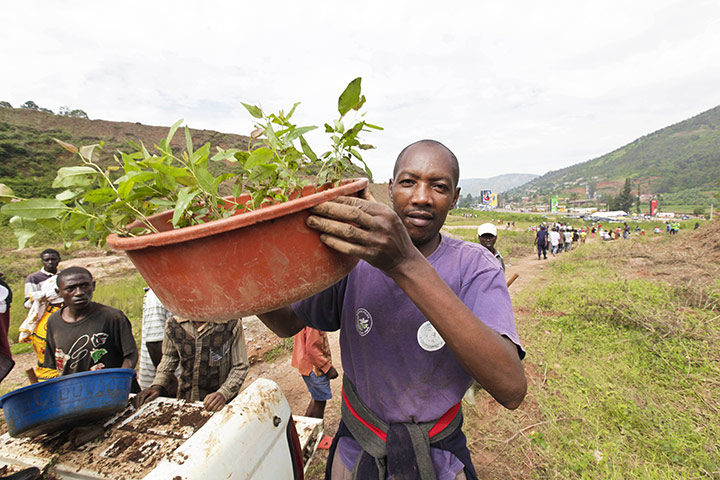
[477,223,497,237]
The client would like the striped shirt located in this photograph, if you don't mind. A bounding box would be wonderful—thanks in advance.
[138,289,173,389]
[153,317,249,403]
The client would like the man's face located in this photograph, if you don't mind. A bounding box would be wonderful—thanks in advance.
[41,253,60,274]
[478,233,497,252]
[57,273,95,310]
[389,144,460,255]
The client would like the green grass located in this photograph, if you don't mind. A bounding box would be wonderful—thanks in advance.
[445,226,536,263]
[263,337,294,362]
[93,273,148,350]
[509,240,720,478]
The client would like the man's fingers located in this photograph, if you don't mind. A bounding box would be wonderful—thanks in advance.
[307,215,375,245]
[309,198,377,228]
[204,393,225,411]
[360,188,377,203]
[317,233,376,260]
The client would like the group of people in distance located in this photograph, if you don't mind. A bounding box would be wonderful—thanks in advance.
[3,139,527,479]
[533,223,586,259]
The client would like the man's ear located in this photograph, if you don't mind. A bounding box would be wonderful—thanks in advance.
[452,187,461,209]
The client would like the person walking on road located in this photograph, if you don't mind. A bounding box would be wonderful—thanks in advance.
[563,228,573,252]
[534,225,548,260]
[549,228,561,257]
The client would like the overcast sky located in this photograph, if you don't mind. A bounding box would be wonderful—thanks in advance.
[2,0,720,182]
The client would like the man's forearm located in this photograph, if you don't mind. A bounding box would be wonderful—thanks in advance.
[389,254,527,409]
[257,306,305,337]
[153,351,179,389]
[217,362,249,402]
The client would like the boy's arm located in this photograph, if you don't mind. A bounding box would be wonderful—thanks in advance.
[121,350,138,369]
[305,329,332,374]
[152,329,179,390]
[214,322,250,403]
[118,314,139,369]
[41,320,57,370]
[136,329,179,407]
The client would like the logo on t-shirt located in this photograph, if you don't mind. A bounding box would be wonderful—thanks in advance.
[355,308,373,336]
[417,321,445,351]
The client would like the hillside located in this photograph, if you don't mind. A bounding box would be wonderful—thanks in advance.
[459,173,539,195]
[505,105,720,208]
[0,107,251,198]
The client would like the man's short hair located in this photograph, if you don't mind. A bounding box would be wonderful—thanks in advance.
[41,248,60,258]
[393,139,460,188]
[57,267,93,285]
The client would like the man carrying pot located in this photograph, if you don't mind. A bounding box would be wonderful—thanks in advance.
[259,140,526,480]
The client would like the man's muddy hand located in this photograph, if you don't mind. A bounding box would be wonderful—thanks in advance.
[134,385,162,408]
[307,193,416,272]
[204,392,226,412]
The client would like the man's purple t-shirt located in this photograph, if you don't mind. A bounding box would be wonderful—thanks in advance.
[292,234,524,476]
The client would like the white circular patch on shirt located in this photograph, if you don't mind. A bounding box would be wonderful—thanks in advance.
[417,321,445,351]
[355,308,373,336]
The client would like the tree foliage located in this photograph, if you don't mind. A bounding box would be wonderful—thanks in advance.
[616,178,634,212]
[20,100,39,110]
[59,106,89,119]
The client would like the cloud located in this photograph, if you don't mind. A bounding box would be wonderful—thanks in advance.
[2,0,720,181]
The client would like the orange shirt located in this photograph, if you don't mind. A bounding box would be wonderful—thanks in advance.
[291,327,332,376]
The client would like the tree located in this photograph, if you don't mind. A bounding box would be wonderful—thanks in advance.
[616,178,634,212]
[69,109,89,119]
[38,107,54,114]
[0,101,11,108]
[587,180,597,198]
[693,206,705,216]
[606,194,618,211]
[58,106,89,118]
[20,100,39,110]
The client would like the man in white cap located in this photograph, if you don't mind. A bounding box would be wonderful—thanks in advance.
[477,223,505,271]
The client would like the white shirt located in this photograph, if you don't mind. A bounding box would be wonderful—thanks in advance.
[0,284,9,314]
[549,230,561,246]
[139,289,174,389]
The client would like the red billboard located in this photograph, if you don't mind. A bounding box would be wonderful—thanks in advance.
[650,199,658,216]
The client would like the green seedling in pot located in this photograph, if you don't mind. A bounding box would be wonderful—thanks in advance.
[1,78,382,249]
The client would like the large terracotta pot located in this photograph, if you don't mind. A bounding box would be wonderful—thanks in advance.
[106,178,368,321]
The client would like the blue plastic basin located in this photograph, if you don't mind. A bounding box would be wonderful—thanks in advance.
[0,368,135,438]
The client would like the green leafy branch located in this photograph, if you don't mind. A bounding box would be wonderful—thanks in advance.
[0,77,381,249]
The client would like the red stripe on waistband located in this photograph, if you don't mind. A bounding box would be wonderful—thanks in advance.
[342,388,461,441]
[428,401,461,438]
[342,388,387,441]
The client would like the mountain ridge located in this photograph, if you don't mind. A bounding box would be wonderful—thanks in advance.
[459,173,539,195]
[504,104,720,208]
